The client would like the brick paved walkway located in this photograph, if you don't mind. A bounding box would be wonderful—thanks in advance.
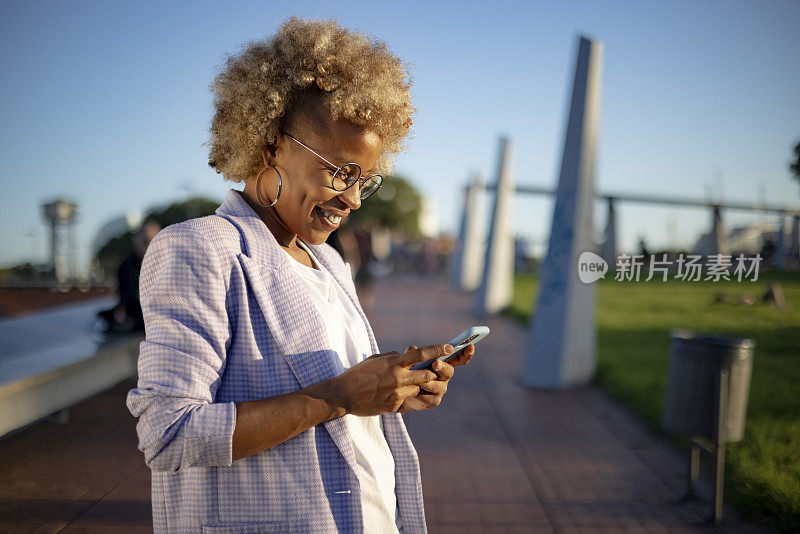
[0,276,772,533]
[369,277,770,534]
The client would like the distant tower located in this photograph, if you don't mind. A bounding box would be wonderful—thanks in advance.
[41,199,79,284]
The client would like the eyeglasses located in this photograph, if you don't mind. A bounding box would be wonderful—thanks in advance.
[280,130,383,200]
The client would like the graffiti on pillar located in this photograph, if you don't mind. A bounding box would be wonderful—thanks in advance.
[538,171,576,307]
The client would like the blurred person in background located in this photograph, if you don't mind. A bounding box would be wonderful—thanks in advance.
[97,218,161,332]
[352,220,377,310]
[126,18,474,533]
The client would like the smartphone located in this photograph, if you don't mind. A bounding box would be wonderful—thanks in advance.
[410,326,490,370]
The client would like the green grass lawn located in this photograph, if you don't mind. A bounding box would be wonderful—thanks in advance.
[507,271,800,532]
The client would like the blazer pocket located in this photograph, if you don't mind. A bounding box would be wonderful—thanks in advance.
[200,523,289,534]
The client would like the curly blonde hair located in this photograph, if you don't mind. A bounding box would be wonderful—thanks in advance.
[208,17,415,182]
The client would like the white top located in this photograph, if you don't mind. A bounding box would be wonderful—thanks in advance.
[285,241,403,534]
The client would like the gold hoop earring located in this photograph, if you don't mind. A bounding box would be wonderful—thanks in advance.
[255,166,282,208]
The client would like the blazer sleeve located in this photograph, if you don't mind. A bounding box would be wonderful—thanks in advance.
[126,224,235,472]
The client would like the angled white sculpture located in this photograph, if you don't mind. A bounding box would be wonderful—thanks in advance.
[525,36,602,389]
[476,137,515,315]
[452,173,486,291]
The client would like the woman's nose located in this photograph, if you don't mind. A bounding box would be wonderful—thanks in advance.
[339,183,362,210]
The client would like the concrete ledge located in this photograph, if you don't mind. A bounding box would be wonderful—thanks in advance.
[0,333,142,437]
[0,296,143,438]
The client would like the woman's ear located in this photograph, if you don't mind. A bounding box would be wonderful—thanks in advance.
[262,129,287,166]
[261,143,277,167]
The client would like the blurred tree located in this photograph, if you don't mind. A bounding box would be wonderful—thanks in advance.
[94,196,220,279]
[145,197,220,228]
[791,140,800,187]
[347,174,422,236]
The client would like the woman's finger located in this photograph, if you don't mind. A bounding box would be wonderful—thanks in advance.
[418,379,448,395]
[448,345,475,367]
[431,360,455,380]
[415,393,442,407]
[396,384,422,400]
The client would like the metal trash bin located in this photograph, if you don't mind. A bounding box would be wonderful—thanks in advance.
[661,330,754,525]
[663,330,754,442]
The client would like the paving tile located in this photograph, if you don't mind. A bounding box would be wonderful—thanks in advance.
[0,379,149,532]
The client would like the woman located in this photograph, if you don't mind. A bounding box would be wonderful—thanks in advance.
[127,18,474,534]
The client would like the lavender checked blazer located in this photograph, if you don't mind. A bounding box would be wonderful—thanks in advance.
[126,189,427,533]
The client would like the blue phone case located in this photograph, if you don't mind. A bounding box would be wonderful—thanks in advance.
[409,326,490,370]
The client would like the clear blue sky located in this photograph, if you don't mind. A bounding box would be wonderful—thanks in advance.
[1,0,799,274]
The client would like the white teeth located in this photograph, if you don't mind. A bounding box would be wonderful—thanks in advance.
[319,209,342,225]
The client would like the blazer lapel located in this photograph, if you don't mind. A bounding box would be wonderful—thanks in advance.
[216,190,358,474]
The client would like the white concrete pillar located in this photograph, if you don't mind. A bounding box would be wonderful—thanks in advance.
[525,36,602,389]
[475,137,515,315]
[452,174,486,291]
[601,197,617,267]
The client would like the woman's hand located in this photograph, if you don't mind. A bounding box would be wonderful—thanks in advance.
[398,344,476,414]
[440,343,476,368]
[327,344,453,417]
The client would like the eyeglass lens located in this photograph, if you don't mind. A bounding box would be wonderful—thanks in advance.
[359,176,382,199]
[331,164,362,190]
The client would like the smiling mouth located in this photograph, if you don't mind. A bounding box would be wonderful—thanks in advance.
[316,207,343,225]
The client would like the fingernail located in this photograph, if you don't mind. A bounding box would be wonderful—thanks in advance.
[445,344,453,353]
[433,360,441,371]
